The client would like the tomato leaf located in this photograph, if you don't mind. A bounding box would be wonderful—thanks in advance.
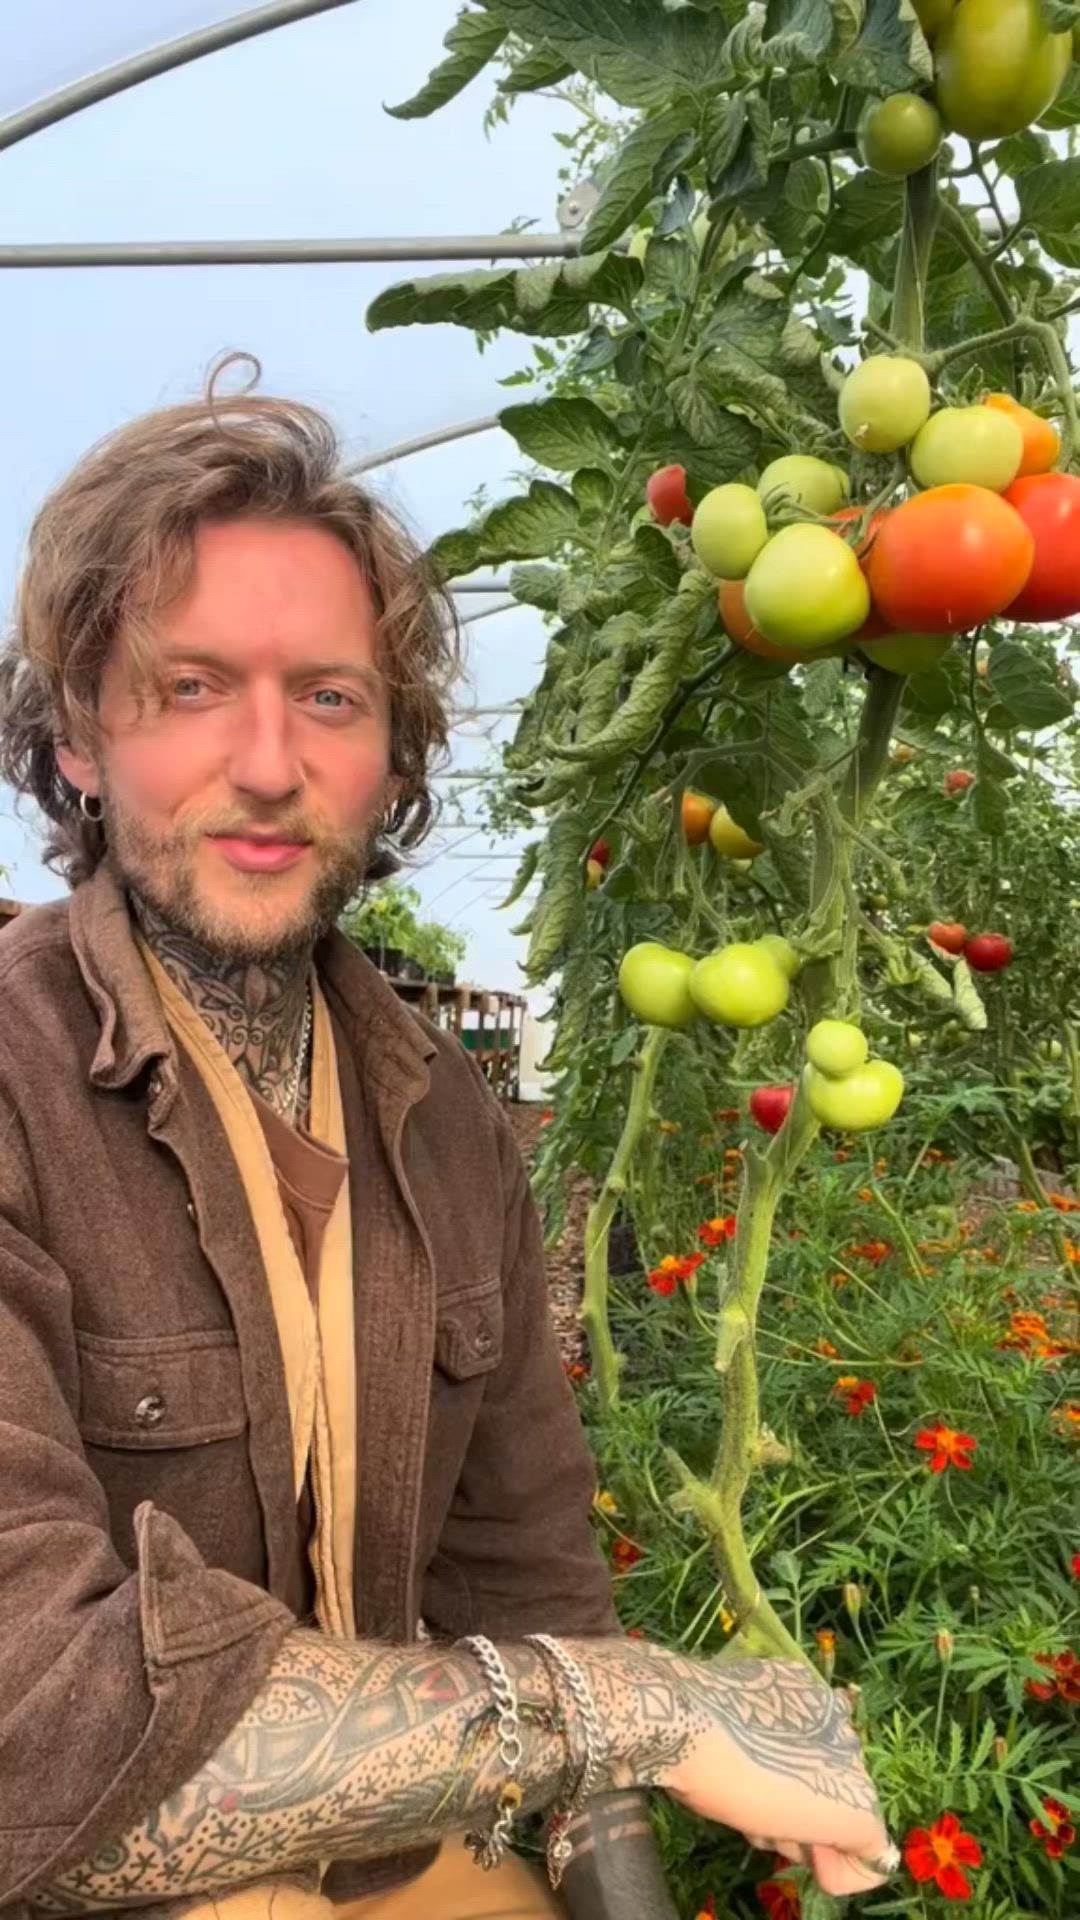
[433,481,581,576]
[989,638,1075,729]
[497,842,541,911]
[499,396,622,471]
[763,0,835,66]
[489,0,732,109]
[497,44,574,95]
[584,103,700,253]
[508,564,565,611]
[385,8,507,118]
[973,769,1007,838]
[992,128,1056,177]
[366,255,642,338]
[1040,60,1080,128]
[1017,156,1080,237]
[701,96,747,190]
[1037,0,1080,28]
[831,0,933,93]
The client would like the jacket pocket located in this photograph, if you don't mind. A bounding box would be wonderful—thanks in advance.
[433,1283,503,1381]
[75,1327,248,1449]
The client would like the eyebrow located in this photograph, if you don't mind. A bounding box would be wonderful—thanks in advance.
[159,647,386,699]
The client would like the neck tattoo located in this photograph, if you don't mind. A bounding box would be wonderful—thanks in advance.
[132,896,314,1123]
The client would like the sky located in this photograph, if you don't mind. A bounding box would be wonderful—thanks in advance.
[0,0,573,996]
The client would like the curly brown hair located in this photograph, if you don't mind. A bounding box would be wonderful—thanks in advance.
[0,357,461,888]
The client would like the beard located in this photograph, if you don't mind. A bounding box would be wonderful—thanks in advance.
[101,787,379,966]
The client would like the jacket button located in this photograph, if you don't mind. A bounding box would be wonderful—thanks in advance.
[134,1392,166,1428]
[474,1329,495,1358]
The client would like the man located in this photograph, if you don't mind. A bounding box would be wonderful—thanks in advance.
[0,373,895,1920]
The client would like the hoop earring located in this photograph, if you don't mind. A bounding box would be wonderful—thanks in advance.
[79,792,104,823]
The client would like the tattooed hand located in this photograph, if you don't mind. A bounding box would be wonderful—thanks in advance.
[611,1647,891,1899]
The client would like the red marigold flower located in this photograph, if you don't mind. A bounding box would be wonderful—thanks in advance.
[845,1238,891,1264]
[1026,1649,1080,1702]
[903,1812,983,1900]
[833,1375,877,1415]
[915,1423,977,1472]
[539,1109,555,1126]
[1030,1795,1077,1858]
[1072,1552,1080,1578]
[756,1875,801,1920]
[698,1214,737,1247]
[648,1255,684,1296]
[610,1537,643,1573]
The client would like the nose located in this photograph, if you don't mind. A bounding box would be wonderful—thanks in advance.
[226,684,302,805]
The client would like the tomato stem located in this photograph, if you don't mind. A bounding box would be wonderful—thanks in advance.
[890,160,940,353]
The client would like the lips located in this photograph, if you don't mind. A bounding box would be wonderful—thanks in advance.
[211,835,311,874]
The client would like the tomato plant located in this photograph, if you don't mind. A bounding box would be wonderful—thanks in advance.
[965,930,1014,970]
[1002,473,1080,620]
[646,463,693,527]
[387,2,1080,1904]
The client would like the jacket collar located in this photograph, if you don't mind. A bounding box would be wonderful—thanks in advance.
[69,862,436,1101]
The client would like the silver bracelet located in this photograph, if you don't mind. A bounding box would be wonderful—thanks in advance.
[525,1633,604,1890]
[460,1635,526,1871]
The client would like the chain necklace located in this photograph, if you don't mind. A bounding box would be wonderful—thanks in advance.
[279,981,313,1124]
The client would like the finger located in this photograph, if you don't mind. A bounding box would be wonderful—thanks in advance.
[772,1841,812,1867]
[808,1843,889,1897]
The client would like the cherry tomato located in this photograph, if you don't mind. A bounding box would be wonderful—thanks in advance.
[805,1059,905,1130]
[618,943,697,1028]
[840,354,932,451]
[934,0,1071,138]
[857,95,944,177]
[682,790,717,846]
[807,1019,869,1077]
[646,464,693,527]
[892,743,918,764]
[865,484,1034,631]
[755,934,801,980]
[746,526,870,651]
[585,859,604,891]
[717,581,837,665]
[757,455,849,516]
[860,631,952,673]
[945,769,976,794]
[983,395,1060,476]
[690,944,790,1028]
[749,1084,795,1134]
[1001,473,1080,622]
[964,931,1013,971]
[589,837,611,868]
[928,920,967,952]
[709,805,764,860]
[692,484,769,580]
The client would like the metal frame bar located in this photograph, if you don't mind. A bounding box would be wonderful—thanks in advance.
[0,0,359,154]
[0,234,584,270]
[352,416,499,475]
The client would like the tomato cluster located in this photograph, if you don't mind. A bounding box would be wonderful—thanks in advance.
[618,935,799,1032]
[803,1020,905,1132]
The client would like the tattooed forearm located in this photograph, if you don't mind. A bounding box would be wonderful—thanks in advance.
[36,1635,883,1912]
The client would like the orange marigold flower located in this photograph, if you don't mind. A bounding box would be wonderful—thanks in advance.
[610,1537,643,1573]
[845,1239,891,1265]
[830,1270,850,1290]
[816,1628,837,1653]
[915,1423,977,1472]
[903,1812,983,1900]
[658,1119,681,1136]
[539,1109,555,1126]
[1030,1796,1076,1858]
[1052,1402,1080,1437]
[714,1107,741,1124]
[1065,1241,1080,1264]
[698,1214,737,1247]
[833,1148,852,1162]
[833,1375,877,1415]
[815,1338,842,1359]
[724,1145,743,1161]
[756,1875,801,1920]
[1014,1198,1041,1214]
[565,1360,589,1383]
[857,1186,874,1203]
[648,1252,704,1295]
[1050,1192,1080,1213]
[874,1157,888,1173]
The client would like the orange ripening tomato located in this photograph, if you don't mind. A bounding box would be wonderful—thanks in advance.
[828,506,894,639]
[983,395,1060,476]
[1001,472,1080,622]
[717,580,842,664]
[681,791,717,846]
[864,484,1033,632]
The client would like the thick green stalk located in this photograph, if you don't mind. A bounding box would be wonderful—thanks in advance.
[581,1025,670,1409]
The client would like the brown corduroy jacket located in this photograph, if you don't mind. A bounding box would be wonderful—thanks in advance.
[0,865,617,1913]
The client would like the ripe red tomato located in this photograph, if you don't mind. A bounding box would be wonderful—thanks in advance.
[964,931,1013,972]
[749,1084,795,1134]
[865,484,1034,632]
[646,464,693,528]
[681,790,716,846]
[1001,473,1080,622]
[718,579,840,664]
[928,920,967,953]
[945,769,975,795]
[589,837,611,868]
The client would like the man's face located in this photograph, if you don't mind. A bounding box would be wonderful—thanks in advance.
[58,518,397,964]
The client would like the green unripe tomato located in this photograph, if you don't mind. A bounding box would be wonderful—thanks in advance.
[910,406,1023,491]
[857,94,944,176]
[757,455,850,516]
[618,943,696,1029]
[934,0,1071,139]
[806,1018,869,1078]
[914,0,955,35]
[689,944,791,1029]
[839,355,932,452]
[755,934,801,981]
[805,1058,905,1130]
[1041,1036,1064,1061]
[691,484,769,580]
[860,631,952,673]
[906,1029,926,1053]
[745,525,870,651]
[627,229,651,263]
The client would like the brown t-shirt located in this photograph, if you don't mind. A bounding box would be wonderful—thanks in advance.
[252,1081,348,1622]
